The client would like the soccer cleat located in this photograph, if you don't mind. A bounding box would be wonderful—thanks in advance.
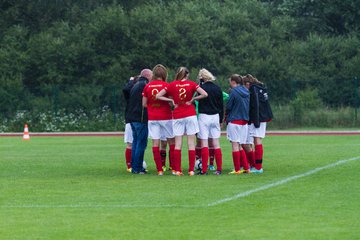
[158,171,164,176]
[127,168,132,173]
[251,168,263,174]
[209,165,216,171]
[162,166,167,172]
[214,170,222,175]
[239,169,251,174]
[175,171,184,176]
[171,170,176,175]
[188,171,195,176]
[228,170,242,175]
[196,171,208,175]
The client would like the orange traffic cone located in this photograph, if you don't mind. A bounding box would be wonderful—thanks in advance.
[22,124,30,141]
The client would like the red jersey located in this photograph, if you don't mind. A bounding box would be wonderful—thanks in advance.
[142,80,172,121]
[165,79,199,119]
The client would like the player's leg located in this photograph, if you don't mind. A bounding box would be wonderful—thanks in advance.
[239,124,250,173]
[211,138,222,174]
[173,118,185,175]
[227,123,241,174]
[185,116,199,176]
[252,122,267,173]
[148,121,163,174]
[124,123,133,172]
[208,138,215,170]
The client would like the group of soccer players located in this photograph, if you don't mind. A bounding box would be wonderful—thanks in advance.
[122,64,273,176]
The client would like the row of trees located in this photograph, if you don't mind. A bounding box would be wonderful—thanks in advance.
[1,0,360,119]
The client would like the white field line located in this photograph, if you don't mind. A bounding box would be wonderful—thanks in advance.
[2,156,359,209]
[207,156,360,207]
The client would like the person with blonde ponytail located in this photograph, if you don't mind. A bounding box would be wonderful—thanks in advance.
[196,68,224,175]
[156,67,208,176]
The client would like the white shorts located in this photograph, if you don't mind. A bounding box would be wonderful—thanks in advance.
[226,123,248,144]
[148,120,174,140]
[160,134,167,141]
[245,125,254,144]
[124,123,133,143]
[197,114,221,139]
[173,116,199,136]
[249,122,267,139]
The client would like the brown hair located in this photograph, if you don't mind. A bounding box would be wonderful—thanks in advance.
[152,64,168,82]
[246,74,263,85]
[174,67,189,80]
[230,74,243,84]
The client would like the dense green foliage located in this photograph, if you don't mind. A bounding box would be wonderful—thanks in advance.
[1,0,360,130]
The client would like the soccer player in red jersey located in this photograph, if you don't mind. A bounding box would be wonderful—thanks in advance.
[142,64,175,175]
[156,67,208,176]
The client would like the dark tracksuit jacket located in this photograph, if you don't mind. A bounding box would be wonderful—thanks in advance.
[198,81,224,123]
[249,83,273,128]
[126,77,148,123]
[123,79,136,124]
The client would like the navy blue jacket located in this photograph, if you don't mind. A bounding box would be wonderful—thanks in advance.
[225,85,249,123]
[249,83,273,128]
[126,77,148,123]
[123,79,136,123]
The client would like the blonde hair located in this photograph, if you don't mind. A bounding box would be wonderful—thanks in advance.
[174,67,189,80]
[198,68,215,82]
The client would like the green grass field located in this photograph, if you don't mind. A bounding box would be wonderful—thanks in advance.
[1,135,360,239]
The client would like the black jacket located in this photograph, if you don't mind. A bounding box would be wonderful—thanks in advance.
[123,79,136,123]
[126,77,148,123]
[249,83,273,128]
[198,81,224,123]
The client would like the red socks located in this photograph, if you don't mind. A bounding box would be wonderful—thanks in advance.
[209,147,215,166]
[240,149,249,170]
[214,148,222,171]
[160,149,166,167]
[195,146,201,160]
[188,150,196,172]
[125,148,132,169]
[169,144,175,170]
[255,144,263,170]
[201,147,209,173]
[152,147,163,171]
[232,151,241,171]
[174,149,181,172]
[246,150,255,168]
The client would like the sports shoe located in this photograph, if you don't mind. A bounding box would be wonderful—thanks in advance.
[175,171,184,176]
[126,168,132,173]
[158,171,164,176]
[239,169,251,174]
[228,170,242,175]
[196,171,208,175]
[188,171,195,176]
[162,166,167,172]
[171,170,176,175]
[251,168,263,174]
[209,165,216,171]
[214,170,222,175]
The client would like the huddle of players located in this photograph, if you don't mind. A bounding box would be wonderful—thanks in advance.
[123,64,273,176]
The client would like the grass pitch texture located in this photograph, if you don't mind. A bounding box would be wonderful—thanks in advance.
[1,135,360,239]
